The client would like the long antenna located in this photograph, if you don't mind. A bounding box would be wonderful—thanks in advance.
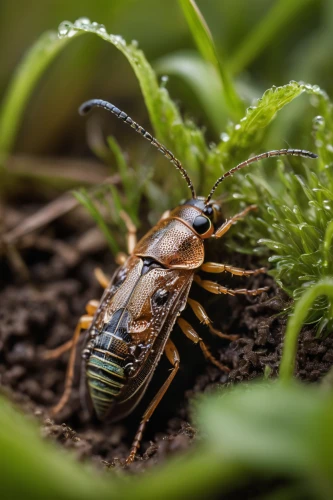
[206,148,318,204]
[79,99,196,199]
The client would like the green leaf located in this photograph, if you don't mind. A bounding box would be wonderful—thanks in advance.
[0,396,112,500]
[155,51,227,135]
[206,81,327,189]
[0,31,69,164]
[197,381,333,498]
[73,188,119,254]
[55,18,205,187]
[178,0,244,119]
[0,17,209,196]
[279,279,333,383]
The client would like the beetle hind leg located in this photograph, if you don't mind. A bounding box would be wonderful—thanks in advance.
[49,314,93,415]
[125,338,180,465]
[187,297,238,341]
[43,300,98,360]
[177,318,230,372]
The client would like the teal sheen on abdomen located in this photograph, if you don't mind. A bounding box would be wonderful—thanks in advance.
[86,309,130,419]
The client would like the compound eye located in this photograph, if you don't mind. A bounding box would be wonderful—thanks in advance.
[193,215,211,235]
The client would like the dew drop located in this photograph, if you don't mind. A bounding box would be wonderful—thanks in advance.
[75,17,91,26]
[98,25,107,34]
[58,21,71,37]
[220,132,230,142]
[235,124,241,130]
[131,39,139,48]
[112,34,126,47]
[160,75,169,87]
[67,28,78,38]
[313,115,325,127]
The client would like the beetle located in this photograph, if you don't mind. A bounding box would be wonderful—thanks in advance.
[44,99,317,464]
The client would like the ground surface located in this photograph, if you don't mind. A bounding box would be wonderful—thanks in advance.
[1,197,332,473]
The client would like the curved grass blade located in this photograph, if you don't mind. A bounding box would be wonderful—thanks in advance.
[155,51,227,134]
[56,19,204,181]
[73,188,119,254]
[0,18,208,187]
[279,279,333,383]
[207,81,326,180]
[0,32,69,164]
[179,0,244,120]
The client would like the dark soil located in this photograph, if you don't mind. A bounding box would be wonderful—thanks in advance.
[1,198,333,473]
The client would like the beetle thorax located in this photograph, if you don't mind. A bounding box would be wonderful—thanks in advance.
[134,204,206,270]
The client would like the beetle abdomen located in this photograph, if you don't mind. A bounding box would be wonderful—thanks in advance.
[87,308,130,419]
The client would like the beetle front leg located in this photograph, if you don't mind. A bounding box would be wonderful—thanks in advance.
[194,275,269,297]
[214,205,257,238]
[120,209,137,254]
[177,318,230,372]
[47,314,93,415]
[201,262,266,277]
[125,338,180,465]
[187,297,238,341]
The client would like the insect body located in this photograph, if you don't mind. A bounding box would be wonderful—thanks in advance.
[45,99,317,464]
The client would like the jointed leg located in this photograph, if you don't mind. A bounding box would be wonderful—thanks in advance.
[194,275,269,297]
[120,210,137,254]
[187,297,238,341]
[177,317,230,372]
[94,268,110,289]
[43,300,98,360]
[201,262,266,277]
[49,314,93,415]
[214,205,257,239]
[125,338,180,465]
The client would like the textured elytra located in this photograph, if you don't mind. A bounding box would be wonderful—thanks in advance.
[135,219,204,269]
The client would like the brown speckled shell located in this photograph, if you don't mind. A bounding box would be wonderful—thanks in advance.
[134,206,204,269]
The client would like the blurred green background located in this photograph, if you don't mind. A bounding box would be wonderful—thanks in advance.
[0,0,331,160]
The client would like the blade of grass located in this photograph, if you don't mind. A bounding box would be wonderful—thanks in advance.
[0,396,113,500]
[55,19,206,182]
[0,32,69,164]
[230,0,316,75]
[179,0,244,120]
[73,189,119,254]
[155,51,227,134]
[279,279,333,383]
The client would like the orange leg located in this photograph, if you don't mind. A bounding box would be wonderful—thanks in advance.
[119,209,137,255]
[49,314,93,416]
[94,268,110,289]
[125,338,180,465]
[43,300,98,360]
[214,205,257,239]
[187,297,238,341]
[201,262,266,277]
[194,275,269,297]
[177,317,230,373]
